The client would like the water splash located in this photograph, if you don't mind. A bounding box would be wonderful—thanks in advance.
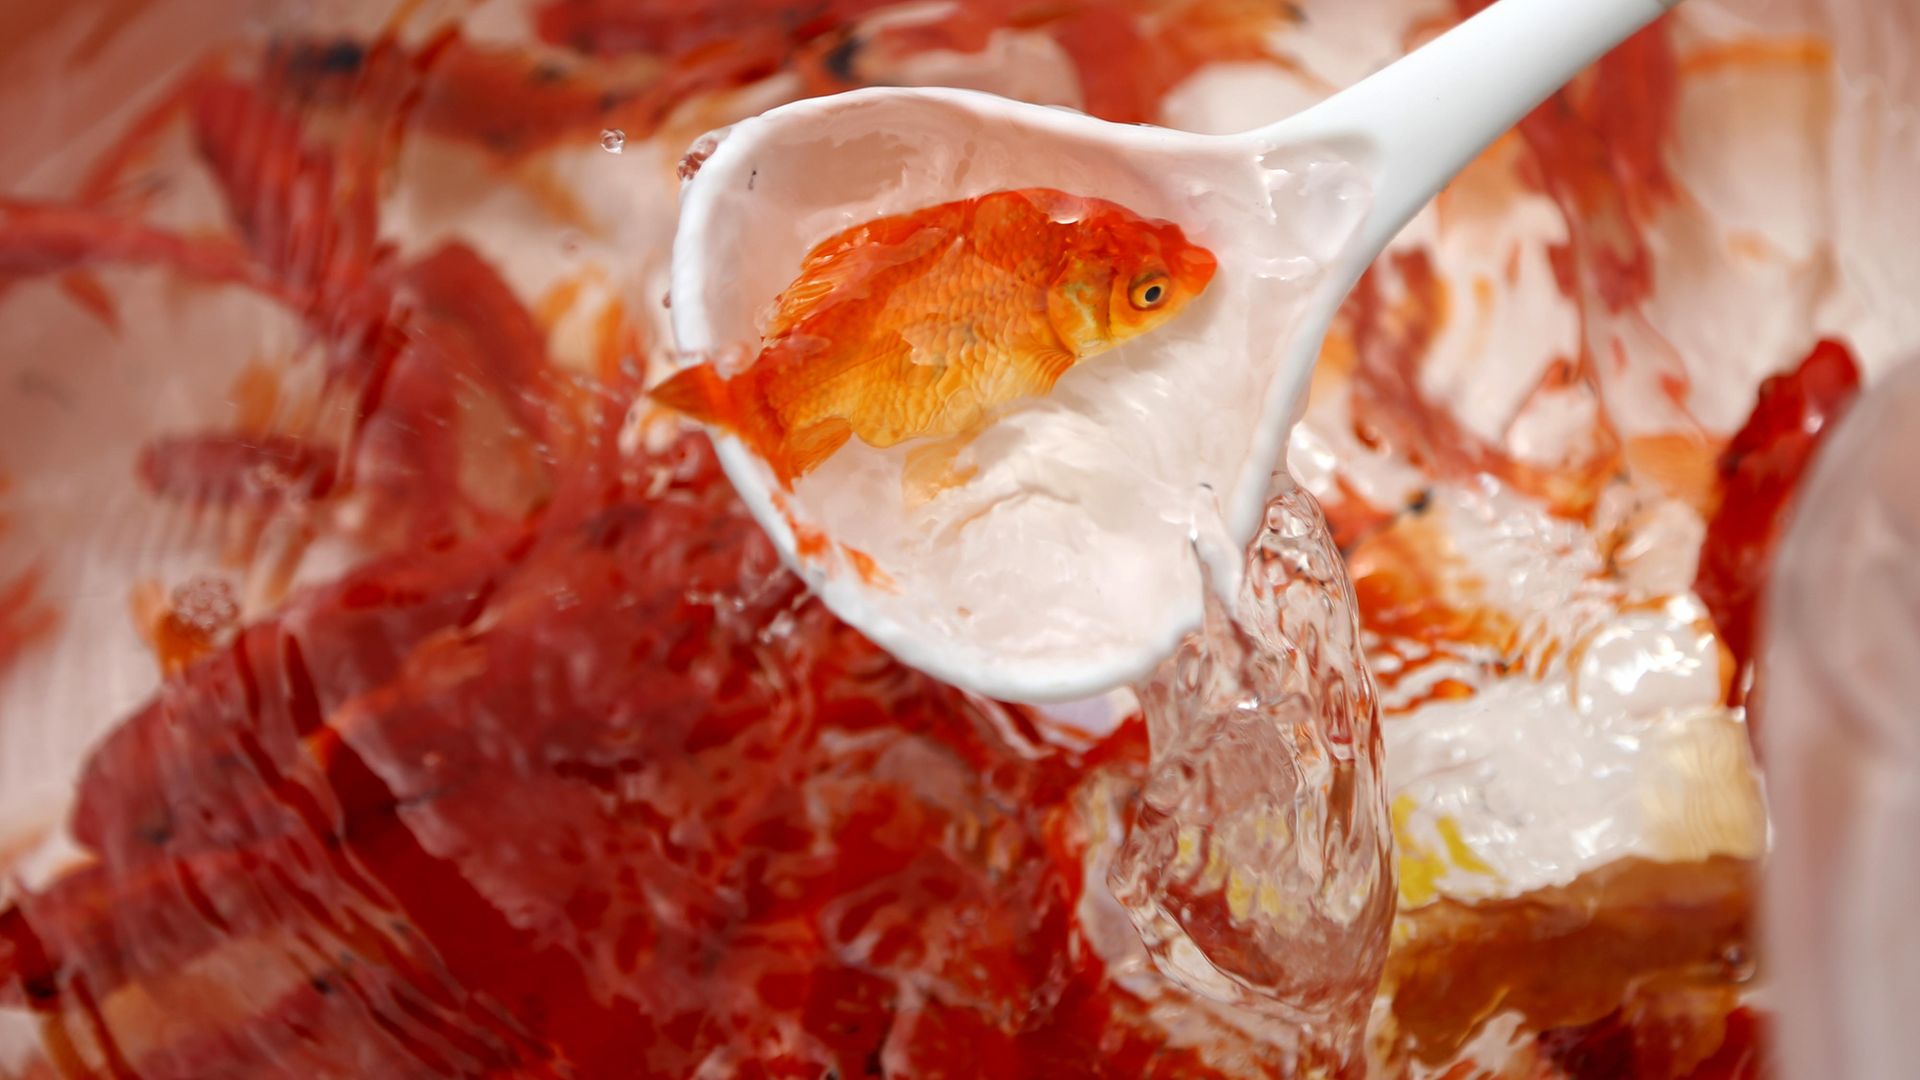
[1110,477,1394,1065]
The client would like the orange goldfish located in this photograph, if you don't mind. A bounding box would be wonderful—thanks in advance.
[651,187,1217,488]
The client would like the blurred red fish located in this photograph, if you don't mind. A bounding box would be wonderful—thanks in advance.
[651,187,1216,487]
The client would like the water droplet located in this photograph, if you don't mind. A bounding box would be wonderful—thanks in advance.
[1719,942,1755,982]
[600,129,626,154]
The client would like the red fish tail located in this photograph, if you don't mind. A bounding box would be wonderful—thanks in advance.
[650,362,736,428]
[650,363,802,485]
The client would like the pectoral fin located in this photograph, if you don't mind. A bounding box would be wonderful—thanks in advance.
[901,431,983,508]
[774,416,853,487]
[1025,345,1077,389]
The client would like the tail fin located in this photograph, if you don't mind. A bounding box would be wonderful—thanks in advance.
[650,359,858,489]
[649,363,737,429]
[651,361,806,487]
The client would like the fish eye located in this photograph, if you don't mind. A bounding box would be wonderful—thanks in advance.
[1128,271,1170,310]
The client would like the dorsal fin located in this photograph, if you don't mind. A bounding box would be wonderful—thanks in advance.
[762,212,957,339]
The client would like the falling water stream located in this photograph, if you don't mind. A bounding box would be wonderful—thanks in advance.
[1113,478,1394,1069]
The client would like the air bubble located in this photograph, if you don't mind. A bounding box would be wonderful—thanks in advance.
[600,129,626,154]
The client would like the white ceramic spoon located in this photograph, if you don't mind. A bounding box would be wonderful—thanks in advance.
[667,0,1681,703]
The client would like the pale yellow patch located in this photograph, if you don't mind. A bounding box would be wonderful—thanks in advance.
[1393,793,1502,908]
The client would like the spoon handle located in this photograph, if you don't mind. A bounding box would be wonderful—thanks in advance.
[1277,0,1680,264]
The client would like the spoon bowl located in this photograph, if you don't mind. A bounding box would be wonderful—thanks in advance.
[668,0,1679,703]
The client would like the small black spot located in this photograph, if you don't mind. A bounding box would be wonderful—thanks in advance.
[310,40,368,75]
[748,169,758,191]
[532,61,569,85]
[310,975,335,995]
[1406,489,1433,514]
[134,814,175,847]
[824,34,862,84]
[23,974,58,1001]
[14,369,76,410]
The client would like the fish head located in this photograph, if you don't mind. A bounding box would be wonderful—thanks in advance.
[1046,206,1217,359]
[1103,215,1217,346]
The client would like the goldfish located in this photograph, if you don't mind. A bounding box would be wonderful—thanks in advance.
[651,187,1217,489]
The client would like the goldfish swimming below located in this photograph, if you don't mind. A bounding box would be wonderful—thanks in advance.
[651,187,1217,490]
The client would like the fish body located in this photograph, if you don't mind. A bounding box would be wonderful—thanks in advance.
[652,187,1217,486]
